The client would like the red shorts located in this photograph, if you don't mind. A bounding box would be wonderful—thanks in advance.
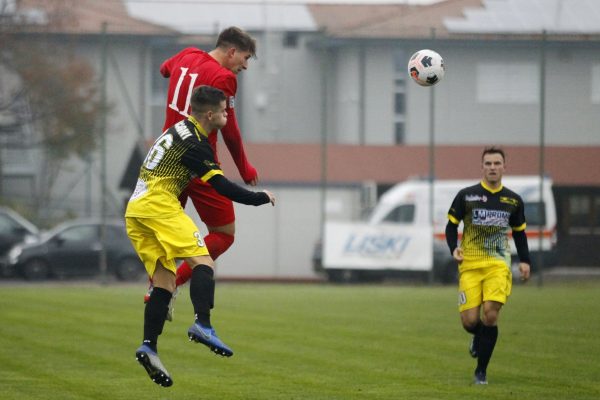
[179,177,235,227]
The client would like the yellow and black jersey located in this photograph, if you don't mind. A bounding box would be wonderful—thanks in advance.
[447,181,526,270]
[125,116,223,218]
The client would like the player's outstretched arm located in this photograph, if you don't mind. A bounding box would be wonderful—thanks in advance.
[208,174,274,206]
[219,107,258,185]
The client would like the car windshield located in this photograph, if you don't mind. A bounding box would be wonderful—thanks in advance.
[0,209,39,235]
[56,225,98,242]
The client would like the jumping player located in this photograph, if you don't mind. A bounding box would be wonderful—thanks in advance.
[145,27,258,306]
[126,86,275,387]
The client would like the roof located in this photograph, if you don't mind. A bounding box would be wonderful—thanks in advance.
[445,0,600,34]
[308,0,483,39]
[308,0,600,41]
[125,2,317,34]
[9,0,177,36]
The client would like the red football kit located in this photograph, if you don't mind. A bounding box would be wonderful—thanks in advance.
[160,47,257,229]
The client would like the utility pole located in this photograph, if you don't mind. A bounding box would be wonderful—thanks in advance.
[428,28,437,284]
[537,30,547,288]
[99,21,108,284]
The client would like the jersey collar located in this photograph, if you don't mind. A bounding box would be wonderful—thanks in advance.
[481,180,503,194]
[188,116,208,138]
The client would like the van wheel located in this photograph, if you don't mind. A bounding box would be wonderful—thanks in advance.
[23,259,49,281]
[326,269,358,283]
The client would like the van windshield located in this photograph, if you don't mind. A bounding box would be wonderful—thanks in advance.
[382,204,415,223]
[525,202,546,226]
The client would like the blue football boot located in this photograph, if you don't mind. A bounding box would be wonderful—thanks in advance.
[135,344,173,387]
[187,322,234,357]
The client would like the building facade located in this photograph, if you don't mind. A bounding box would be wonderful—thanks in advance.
[1,0,599,277]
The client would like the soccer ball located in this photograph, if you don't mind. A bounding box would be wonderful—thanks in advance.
[408,49,445,87]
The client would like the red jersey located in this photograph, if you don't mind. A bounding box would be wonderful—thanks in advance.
[160,47,256,183]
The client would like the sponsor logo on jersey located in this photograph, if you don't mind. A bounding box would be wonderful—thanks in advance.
[465,194,487,202]
[500,196,518,206]
[175,120,192,140]
[472,208,510,227]
[229,96,235,109]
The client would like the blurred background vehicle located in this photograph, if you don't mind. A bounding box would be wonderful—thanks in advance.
[5,219,144,281]
[314,176,557,284]
[0,207,40,277]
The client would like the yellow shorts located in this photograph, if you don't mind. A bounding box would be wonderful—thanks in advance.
[125,213,209,278]
[457,265,512,312]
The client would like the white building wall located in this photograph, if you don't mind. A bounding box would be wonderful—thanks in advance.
[364,45,396,145]
[405,43,600,145]
[332,47,361,144]
[186,185,363,279]
[238,38,600,147]
[241,32,322,143]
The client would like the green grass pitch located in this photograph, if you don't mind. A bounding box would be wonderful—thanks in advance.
[1,281,599,399]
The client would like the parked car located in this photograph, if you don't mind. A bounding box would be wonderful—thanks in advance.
[6,219,145,281]
[0,207,40,277]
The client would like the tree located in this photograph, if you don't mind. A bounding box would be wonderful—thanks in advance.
[0,1,104,215]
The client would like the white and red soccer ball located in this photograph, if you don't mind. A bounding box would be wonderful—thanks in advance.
[408,49,445,87]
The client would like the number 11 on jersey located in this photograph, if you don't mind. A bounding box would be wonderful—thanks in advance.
[168,67,198,117]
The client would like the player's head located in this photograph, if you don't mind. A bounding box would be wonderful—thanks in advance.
[190,85,228,130]
[481,146,506,186]
[216,26,256,74]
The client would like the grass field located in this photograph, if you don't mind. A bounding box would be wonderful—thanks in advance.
[1,280,599,399]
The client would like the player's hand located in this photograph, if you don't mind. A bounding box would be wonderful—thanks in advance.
[453,247,464,263]
[247,176,259,186]
[263,190,275,206]
[519,262,531,281]
[243,165,259,186]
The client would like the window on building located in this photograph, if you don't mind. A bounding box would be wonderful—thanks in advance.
[594,197,600,230]
[394,122,405,144]
[283,32,299,48]
[476,62,539,104]
[592,64,600,104]
[393,50,407,144]
[568,194,592,234]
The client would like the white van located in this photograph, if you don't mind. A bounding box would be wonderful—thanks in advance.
[318,176,557,283]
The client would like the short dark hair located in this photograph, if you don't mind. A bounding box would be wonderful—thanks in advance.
[482,146,505,162]
[216,26,256,56]
[190,85,226,115]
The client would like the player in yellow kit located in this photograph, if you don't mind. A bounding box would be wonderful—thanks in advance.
[446,147,531,385]
[125,85,275,387]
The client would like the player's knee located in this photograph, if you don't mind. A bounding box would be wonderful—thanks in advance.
[218,232,235,252]
[483,313,498,326]
[460,312,480,333]
[204,232,235,260]
[187,255,215,269]
[207,221,235,236]
[482,302,502,325]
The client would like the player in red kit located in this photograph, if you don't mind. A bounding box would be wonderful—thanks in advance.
[144,27,259,311]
